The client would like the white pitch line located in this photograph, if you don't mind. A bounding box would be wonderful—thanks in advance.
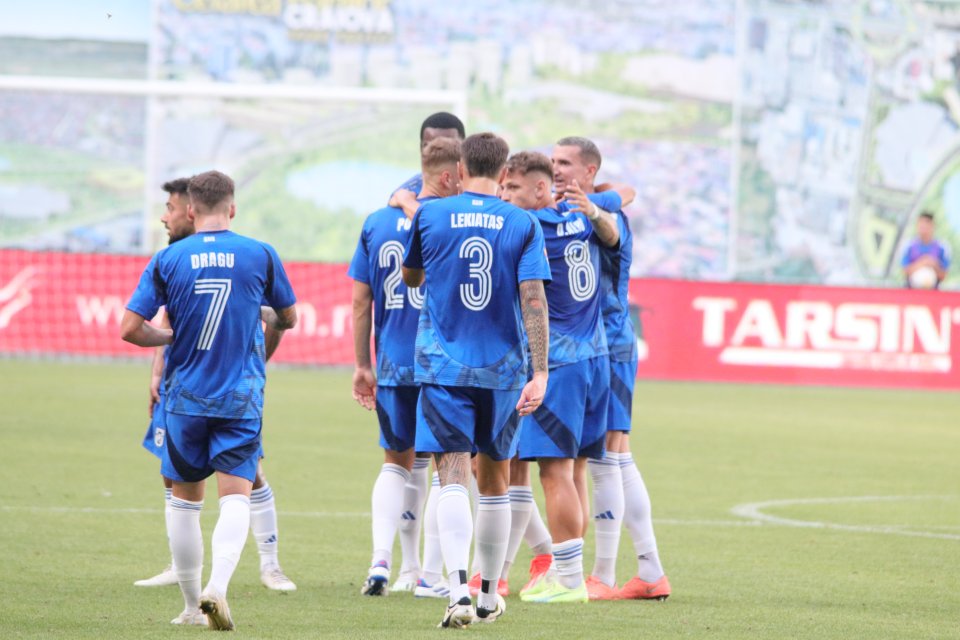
[731,495,960,541]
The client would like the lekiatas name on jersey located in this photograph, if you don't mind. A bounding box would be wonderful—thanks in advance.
[450,212,504,230]
[190,252,236,269]
[557,217,586,237]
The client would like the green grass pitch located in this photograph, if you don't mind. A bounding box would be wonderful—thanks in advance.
[1,360,958,639]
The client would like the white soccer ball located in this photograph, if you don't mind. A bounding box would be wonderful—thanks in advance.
[909,265,939,290]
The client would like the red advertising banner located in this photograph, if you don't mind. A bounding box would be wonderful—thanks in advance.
[630,279,960,390]
[0,250,354,364]
[1,250,957,390]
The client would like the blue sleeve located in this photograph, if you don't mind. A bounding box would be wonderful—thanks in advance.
[262,243,297,309]
[941,244,952,269]
[403,208,425,270]
[587,191,622,212]
[390,173,423,203]
[126,253,164,319]
[901,243,914,268]
[517,216,552,283]
[347,224,371,284]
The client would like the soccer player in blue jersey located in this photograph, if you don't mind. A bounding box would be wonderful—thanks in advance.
[135,178,297,597]
[121,171,298,630]
[553,137,670,601]
[500,151,625,604]
[385,112,466,594]
[401,133,552,628]
[350,137,462,597]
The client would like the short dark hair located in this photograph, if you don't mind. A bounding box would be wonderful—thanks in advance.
[420,112,465,141]
[461,133,509,180]
[421,137,462,173]
[505,151,553,181]
[162,178,190,196]
[919,211,935,222]
[556,136,602,170]
[188,171,234,212]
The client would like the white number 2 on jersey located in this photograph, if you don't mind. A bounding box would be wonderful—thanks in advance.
[193,278,232,351]
[459,236,493,311]
[564,240,596,302]
[379,241,423,310]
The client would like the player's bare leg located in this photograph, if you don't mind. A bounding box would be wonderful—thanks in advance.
[521,457,587,603]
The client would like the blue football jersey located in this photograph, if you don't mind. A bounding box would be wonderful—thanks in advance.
[557,192,636,362]
[126,230,296,419]
[599,212,638,362]
[348,202,431,387]
[390,173,424,203]
[530,208,609,367]
[403,191,552,390]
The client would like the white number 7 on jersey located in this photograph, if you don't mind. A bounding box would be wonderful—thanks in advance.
[194,278,232,350]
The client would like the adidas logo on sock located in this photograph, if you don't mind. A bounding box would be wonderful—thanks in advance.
[594,510,615,520]
[400,510,417,520]
[264,534,277,544]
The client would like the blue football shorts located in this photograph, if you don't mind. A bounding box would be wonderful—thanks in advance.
[142,394,166,460]
[415,384,522,461]
[607,355,638,433]
[375,385,419,453]
[519,356,610,460]
[161,412,262,483]
[145,395,265,466]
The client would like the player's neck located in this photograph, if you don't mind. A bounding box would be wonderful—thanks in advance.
[418,176,443,199]
[460,176,500,196]
[194,214,231,233]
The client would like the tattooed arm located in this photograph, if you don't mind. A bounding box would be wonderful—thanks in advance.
[563,180,619,248]
[516,278,549,417]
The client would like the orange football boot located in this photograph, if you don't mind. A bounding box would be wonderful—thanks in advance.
[619,575,671,601]
[585,575,621,601]
[467,572,509,597]
[521,553,553,593]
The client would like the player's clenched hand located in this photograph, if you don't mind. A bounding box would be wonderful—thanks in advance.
[352,367,377,410]
[516,372,548,417]
[558,180,592,216]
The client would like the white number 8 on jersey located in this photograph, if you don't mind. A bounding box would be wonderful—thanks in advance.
[564,240,596,302]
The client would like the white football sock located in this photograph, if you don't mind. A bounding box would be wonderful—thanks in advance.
[524,501,553,556]
[501,485,534,581]
[250,482,279,570]
[398,457,429,576]
[475,494,510,610]
[370,463,409,567]
[589,454,624,586]
[437,484,473,604]
[620,453,664,581]
[206,494,251,597]
[468,475,480,576]
[421,473,444,584]
[168,496,203,611]
[164,487,177,571]
[552,537,585,589]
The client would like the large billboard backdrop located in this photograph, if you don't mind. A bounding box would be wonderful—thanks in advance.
[2,1,960,289]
